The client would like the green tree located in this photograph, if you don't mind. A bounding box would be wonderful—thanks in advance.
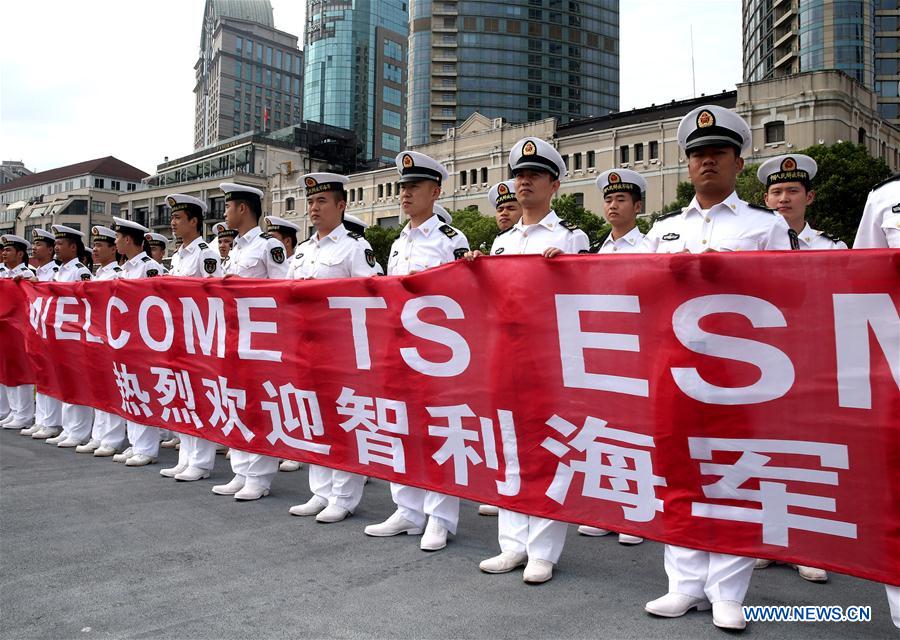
[449,205,501,253]
[551,193,608,246]
[657,181,695,219]
[364,224,401,272]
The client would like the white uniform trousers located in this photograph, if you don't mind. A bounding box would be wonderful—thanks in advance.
[391,483,459,534]
[887,585,900,629]
[309,464,366,512]
[230,450,278,489]
[177,434,217,471]
[36,392,62,429]
[498,509,568,564]
[90,410,126,449]
[126,421,160,457]
[664,545,755,604]
[0,384,9,417]
[6,384,35,423]
[61,403,93,442]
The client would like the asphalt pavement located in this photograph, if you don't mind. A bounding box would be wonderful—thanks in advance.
[1,428,895,639]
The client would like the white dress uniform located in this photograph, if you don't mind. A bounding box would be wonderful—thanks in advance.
[52,253,94,444]
[385,213,469,533]
[490,210,589,256]
[644,106,792,622]
[30,257,63,436]
[170,234,223,474]
[850,176,900,630]
[596,226,645,253]
[855,174,900,249]
[794,223,847,250]
[225,225,288,490]
[291,218,378,512]
[0,237,37,430]
[88,260,127,450]
[117,238,164,459]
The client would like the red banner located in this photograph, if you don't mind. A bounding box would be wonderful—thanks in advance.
[1,251,898,585]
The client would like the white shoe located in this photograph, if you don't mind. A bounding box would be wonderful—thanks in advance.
[794,565,828,582]
[364,511,423,537]
[32,426,60,440]
[46,432,68,445]
[618,533,643,545]
[316,504,350,523]
[279,459,302,472]
[478,504,499,516]
[712,600,746,630]
[420,518,449,551]
[754,558,773,569]
[175,467,210,482]
[577,525,610,536]
[479,551,528,574]
[20,424,41,436]
[212,476,245,496]
[75,440,101,454]
[160,463,188,478]
[125,454,156,466]
[160,437,180,449]
[289,496,328,517]
[57,437,84,448]
[523,558,554,584]
[234,483,270,501]
[0,413,15,426]
[645,592,711,618]
[112,447,134,463]
[93,445,118,457]
[3,418,32,430]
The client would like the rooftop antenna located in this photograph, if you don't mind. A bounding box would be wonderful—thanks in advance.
[690,25,697,99]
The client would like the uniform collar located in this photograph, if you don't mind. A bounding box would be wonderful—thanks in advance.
[237,226,262,246]
[604,225,643,247]
[179,235,205,255]
[62,257,81,270]
[98,261,118,273]
[314,223,349,245]
[127,252,148,267]
[799,222,816,241]
[514,209,560,232]
[401,214,441,237]
[684,191,741,217]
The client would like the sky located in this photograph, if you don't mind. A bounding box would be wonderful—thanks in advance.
[0,0,741,176]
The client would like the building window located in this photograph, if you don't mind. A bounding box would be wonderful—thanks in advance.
[383,86,402,107]
[386,183,392,197]
[469,169,477,185]
[459,170,467,186]
[620,145,629,163]
[93,178,105,189]
[382,132,401,152]
[634,143,644,162]
[285,197,295,211]
[377,184,384,199]
[649,141,659,160]
[110,180,121,190]
[236,36,242,53]
[90,200,105,214]
[383,109,402,129]
[357,188,363,202]
[587,150,595,168]
[378,216,400,229]
[573,153,582,170]
[858,127,866,145]
[481,167,488,183]
[384,40,402,61]
[765,121,785,144]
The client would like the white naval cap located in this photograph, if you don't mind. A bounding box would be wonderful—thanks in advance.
[219,182,264,203]
[678,105,752,156]
[508,137,567,181]
[31,228,55,243]
[757,154,817,188]
[91,225,117,243]
[596,168,647,199]
[145,232,169,248]
[166,193,208,215]
[212,222,237,238]
[112,216,149,234]
[343,214,368,235]
[433,204,452,225]
[396,151,449,185]
[488,180,518,209]
[51,224,85,240]
[1,234,31,251]
[301,172,349,196]
[264,215,301,234]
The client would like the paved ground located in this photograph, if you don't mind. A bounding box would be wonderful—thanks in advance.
[1,428,895,640]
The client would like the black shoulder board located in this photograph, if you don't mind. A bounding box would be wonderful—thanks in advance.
[870,173,900,192]
[821,231,842,243]
[655,208,682,221]
[590,230,611,253]
[141,255,150,262]
[496,226,513,236]
[113,266,123,272]
[261,232,271,239]
[198,242,209,250]
[53,259,61,266]
[439,224,457,239]
[559,219,580,231]
[748,203,775,214]
[75,262,86,269]
[348,231,363,240]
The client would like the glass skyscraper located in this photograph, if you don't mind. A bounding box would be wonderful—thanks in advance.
[407,0,619,146]
[302,0,408,165]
